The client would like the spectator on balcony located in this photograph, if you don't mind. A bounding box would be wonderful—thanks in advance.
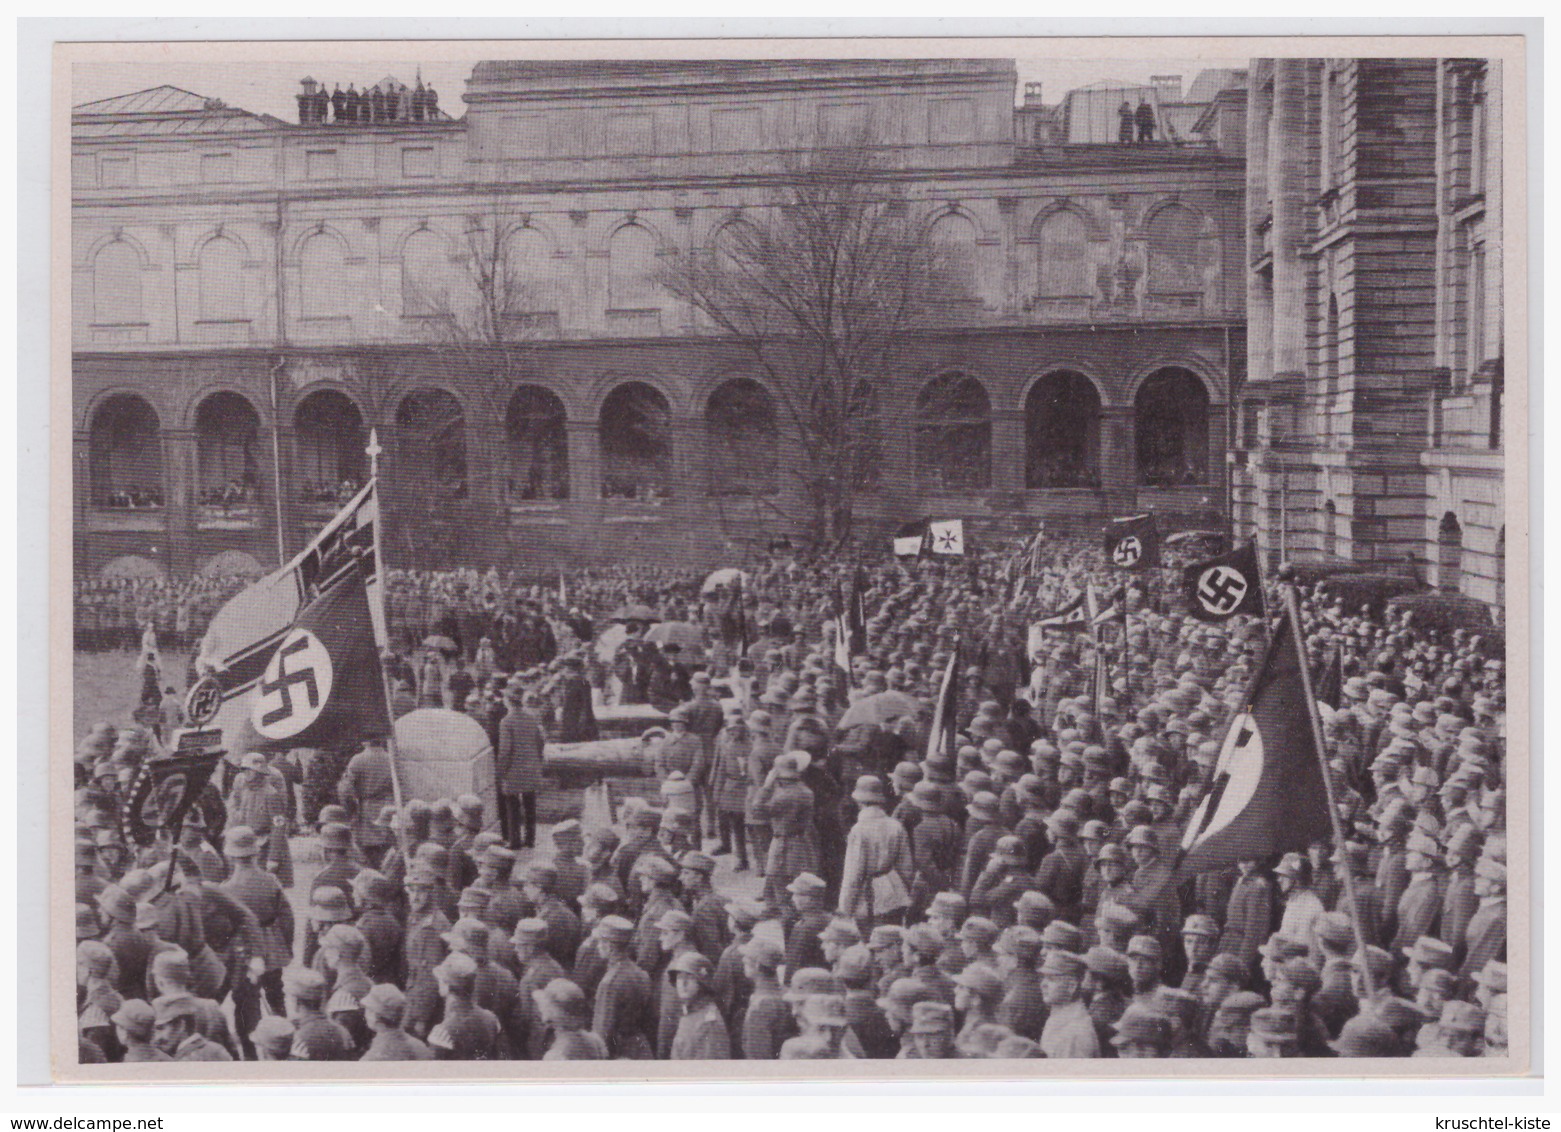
[1136,100,1157,143]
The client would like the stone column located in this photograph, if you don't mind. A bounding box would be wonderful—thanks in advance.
[1099,406,1137,514]
[162,428,198,578]
[670,415,706,502]
[1271,58,1311,378]
[268,423,294,566]
[990,409,1025,492]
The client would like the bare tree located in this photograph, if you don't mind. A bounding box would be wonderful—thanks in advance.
[660,142,975,546]
[388,208,561,565]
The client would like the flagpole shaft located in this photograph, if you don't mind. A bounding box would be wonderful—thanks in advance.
[1281,584,1377,999]
[269,364,288,565]
[364,432,411,853]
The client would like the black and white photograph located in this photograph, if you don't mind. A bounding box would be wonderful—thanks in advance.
[49,33,1529,1081]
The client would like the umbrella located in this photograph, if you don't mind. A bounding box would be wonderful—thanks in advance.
[610,603,660,624]
[835,690,924,730]
[645,621,707,651]
[422,634,459,656]
[701,567,751,595]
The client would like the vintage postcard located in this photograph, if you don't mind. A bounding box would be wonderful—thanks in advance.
[50,32,1529,1081]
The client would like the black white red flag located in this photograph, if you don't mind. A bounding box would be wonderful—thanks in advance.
[233,558,392,753]
[1175,601,1333,879]
[1104,514,1160,570]
[193,480,385,755]
[1182,542,1266,622]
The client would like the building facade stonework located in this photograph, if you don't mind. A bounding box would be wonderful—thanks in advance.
[73,60,1248,577]
[1233,58,1504,614]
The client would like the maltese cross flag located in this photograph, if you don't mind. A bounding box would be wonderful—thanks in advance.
[929,519,965,556]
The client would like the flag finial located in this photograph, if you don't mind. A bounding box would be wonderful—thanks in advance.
[366,429,382,476]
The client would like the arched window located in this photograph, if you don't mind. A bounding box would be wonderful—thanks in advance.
[600,382,672,500]
[505,226,558,315]
[712,220,756,274]
[506,386,568,501]
[194,392,263,508]
[197,236,246,322]
[1135,367,1210,486]
[1024,371,1101,488]
[396,389,468,500]
[88,394,162,508]
[92,240,144,324]
[706,379,778,496]
[1144,203,1205,296]
[929,213,982,306]
[293,390,366,503]
[299,232,348,319]
[401,229,448,316]
[1438,512,1464,594]
[914,373,992,491]
[1036,210,1090,298]
[607,224,661,310]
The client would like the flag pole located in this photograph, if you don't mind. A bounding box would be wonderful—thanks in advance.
[269,362,288,565]
[365,429,410,849]
[1281,583,1377,999]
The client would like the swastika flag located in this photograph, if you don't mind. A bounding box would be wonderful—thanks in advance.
[1103,514,1159,570]
[1181,542,1265,622]
[1174,603,1333,880]
[222,559,391,755]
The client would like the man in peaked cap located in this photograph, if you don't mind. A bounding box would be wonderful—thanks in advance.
[152,993,232,1061]
[283,965,355,1061]
[667,950,732,1059]
[401,861,451,1040]
[359,983,434,1061]
[508,916,567,1058]
[1110,1003,1173,1059]
[1126,935,1165,1007]
[902,999,956,1059]
[110,998,168,1063]
[590,915,655,1060]
[1038,949,1098,1058]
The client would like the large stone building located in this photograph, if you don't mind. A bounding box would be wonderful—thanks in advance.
[71,59,1247,577]
[1233,58,1505,614]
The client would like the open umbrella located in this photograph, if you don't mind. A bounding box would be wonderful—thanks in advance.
[610,603,660,624]
[701,567,751,595]
[645,621,707,651]
[835,689,924,731]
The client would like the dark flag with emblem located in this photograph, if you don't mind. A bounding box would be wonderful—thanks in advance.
[1174,599,1334,879]
[1313,645,1344,710]
[195,479,384,755]
[1104,514,1159,570]
[926,643,960,763]
[237,558,392,753]
[1182,542,1265,622]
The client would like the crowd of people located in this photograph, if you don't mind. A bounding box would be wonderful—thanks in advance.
[295,78,442,127]
[72,536,1509,1064]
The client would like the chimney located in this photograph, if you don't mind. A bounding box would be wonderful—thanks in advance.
[297,76,319,124]
[1151,74,1183,103]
